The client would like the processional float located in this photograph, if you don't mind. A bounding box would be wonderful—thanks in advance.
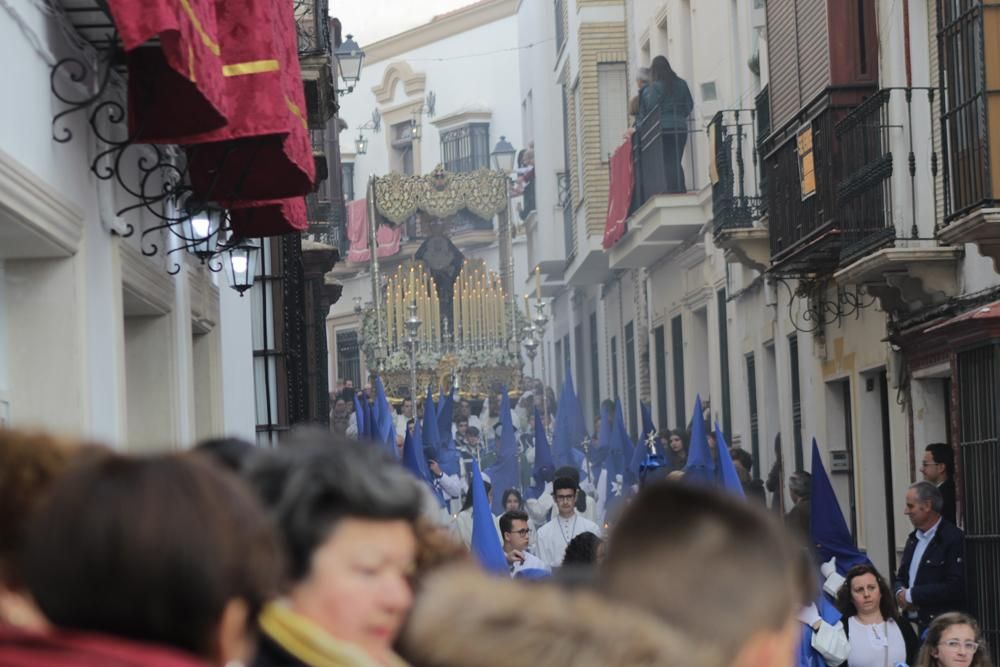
[360,165,524,400]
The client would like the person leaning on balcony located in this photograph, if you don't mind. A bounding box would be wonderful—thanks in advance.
[638,55,694,193]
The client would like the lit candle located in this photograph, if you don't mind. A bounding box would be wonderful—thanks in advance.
[535,265,541,300]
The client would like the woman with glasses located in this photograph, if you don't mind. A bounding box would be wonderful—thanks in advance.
[915,612,991,667]
[834,564,919,666]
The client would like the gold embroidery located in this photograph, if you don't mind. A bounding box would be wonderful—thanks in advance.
[223,59,280,76]
[179,0,221,56]
[284,96,308,130]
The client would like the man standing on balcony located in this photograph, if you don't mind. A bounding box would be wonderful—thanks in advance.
[638,56,694,193]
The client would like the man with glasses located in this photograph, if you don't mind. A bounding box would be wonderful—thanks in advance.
[921,442,957,523]
[499,509,547,576]
[535,477,602,568]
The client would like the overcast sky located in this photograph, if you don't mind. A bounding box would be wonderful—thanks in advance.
[333,0,477,46]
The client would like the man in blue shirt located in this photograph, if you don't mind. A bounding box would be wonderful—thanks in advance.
[893,481,965,632]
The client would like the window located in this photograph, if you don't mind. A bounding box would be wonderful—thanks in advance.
[391,121,415,175]
[789,334,804,470]
[625,321,638,439]
[341,162,355,202]
[574,82,585,199]
[654,325,668,429]
[717,289,731,438]
[746,354,760,479]
[797,125,816,199]
[590,313,601,416]
[671,315,685,428]
[598,63,629,159]
[554,0,565,54]
[440,123,490,173]
[336,330,361,390]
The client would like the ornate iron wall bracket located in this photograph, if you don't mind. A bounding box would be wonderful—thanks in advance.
[771,276,879,334]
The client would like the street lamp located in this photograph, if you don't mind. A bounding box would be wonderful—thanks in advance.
[410,115,422,142]
[222,238,260,296]
[354,133,368,155]
[491,135,516,173]
[179,200,225,262]
[404,301,422,402]
[335,34,365,93]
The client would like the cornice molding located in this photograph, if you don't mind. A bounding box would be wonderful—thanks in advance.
[372,61,427,104]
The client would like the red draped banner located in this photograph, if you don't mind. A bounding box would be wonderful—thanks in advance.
[603,138,634,250]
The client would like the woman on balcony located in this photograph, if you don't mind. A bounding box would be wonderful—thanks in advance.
[638,55,694,193]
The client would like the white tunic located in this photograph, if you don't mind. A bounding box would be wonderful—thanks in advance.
[510,550,550,577]
[846,617,907,667]
[535,511,602,568]
[450,507,502,549]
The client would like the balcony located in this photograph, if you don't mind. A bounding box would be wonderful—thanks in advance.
[608,104,708,270]
[935,0,1000,270]
[710,106,769,272]
[296,0,337,127]
[832,88,961,314]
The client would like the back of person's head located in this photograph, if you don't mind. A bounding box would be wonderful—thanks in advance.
[789,470,811,500]
[650,55,677,85]
[925,442,955,478]
[601,482,805,665]
[562,531,603,566]
[23,452,281,661]
[461,480,492,512]
[730,447,754,474]
[0,430,76,590]
[834,563,898,621]
[915,611,991,667]
[399,567,728,667]
[244,434,421,583]
[193,437,256,473]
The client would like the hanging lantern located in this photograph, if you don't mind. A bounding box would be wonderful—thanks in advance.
[222,238,260,296]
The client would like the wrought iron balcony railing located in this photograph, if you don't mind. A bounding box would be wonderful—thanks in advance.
[835,87,938,264]
[755,85,770,215]
[710,109,764,237]
[633,103,699,209]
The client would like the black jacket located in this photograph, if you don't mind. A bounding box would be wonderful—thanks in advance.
[893,518,966,630]
[939,478,957,524]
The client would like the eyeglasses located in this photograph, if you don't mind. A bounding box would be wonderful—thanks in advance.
[921,461,943,468]
[508,528,531,537]
[940,640,979,652]
[554,494,577,502]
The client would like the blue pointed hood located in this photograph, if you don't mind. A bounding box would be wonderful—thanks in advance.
[373,377,398,459]
[470,458,507,574]
[485,388,520,515]
[551,369,587,468]
[527,408,554,499]
[437,385,455,444]
[715,423,746,499]
[683,395,716,486]
[810,438,869,574]
[613,399,636,485]
[353,392,365,436]
[402,420,445,508]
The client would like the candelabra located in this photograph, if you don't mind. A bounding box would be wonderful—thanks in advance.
[532,299,550,427]
[522,324,539,380]
[404,302,422,403]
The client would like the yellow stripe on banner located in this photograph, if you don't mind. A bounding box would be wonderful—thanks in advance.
[179,0,221,56]
[285,96,308,130]
[223,59,280,77]
[188,44,196,82]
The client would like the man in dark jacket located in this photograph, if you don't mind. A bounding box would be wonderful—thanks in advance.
[922,442,957,524]
[893,481,965,632]
[785,470,811,545]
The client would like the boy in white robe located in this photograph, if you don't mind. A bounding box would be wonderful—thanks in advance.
[535,476,602,568]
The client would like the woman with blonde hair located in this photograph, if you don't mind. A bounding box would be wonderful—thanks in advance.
[915,612,991,667]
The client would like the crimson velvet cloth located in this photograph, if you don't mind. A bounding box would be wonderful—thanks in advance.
[229,197,308,237]
[0,627,208,667]
[106,0,229,142]
[603,138,634,249]
[184,0,315,203]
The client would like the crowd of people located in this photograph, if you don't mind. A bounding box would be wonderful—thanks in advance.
[0,371,990,667]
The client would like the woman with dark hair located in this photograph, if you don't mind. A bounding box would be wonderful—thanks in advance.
[1,452,281,667]
[834,564,919,666]
[561,531,605,567]
[638,55,694,193]
[915,611,991,667]
[244,437,423,667]
[664,429,688,471]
